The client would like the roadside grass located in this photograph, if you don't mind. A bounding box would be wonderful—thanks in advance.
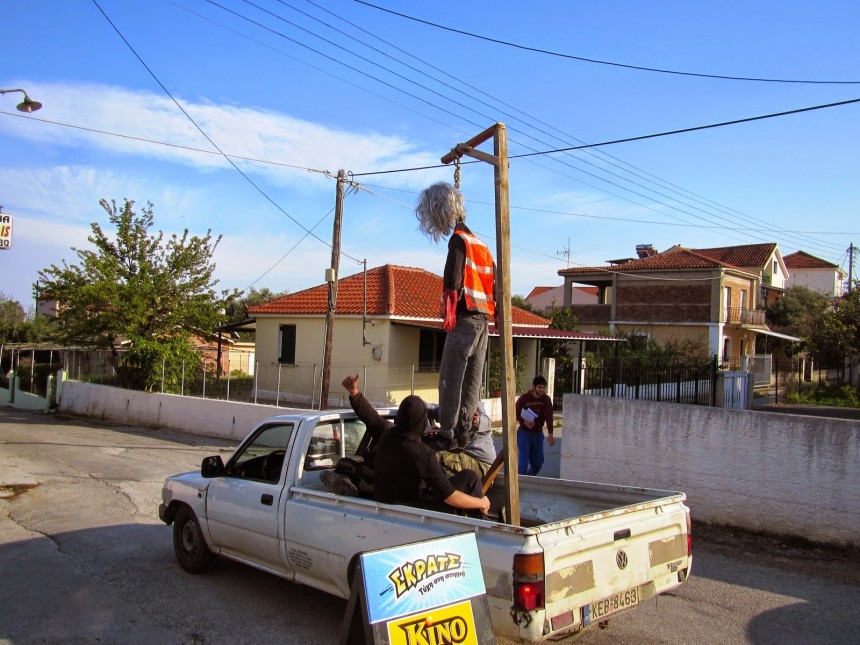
[784,384,860,408]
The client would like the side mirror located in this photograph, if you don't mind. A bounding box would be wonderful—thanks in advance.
[201,455,225,478]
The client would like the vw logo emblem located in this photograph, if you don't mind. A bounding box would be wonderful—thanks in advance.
[616,550,628,570]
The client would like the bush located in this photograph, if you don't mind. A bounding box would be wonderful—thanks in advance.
[784,385,860,408]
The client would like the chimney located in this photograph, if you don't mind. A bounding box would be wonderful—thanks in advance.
[636,244,657,258]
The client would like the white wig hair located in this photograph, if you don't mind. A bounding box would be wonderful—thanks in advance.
[415,181,466,243]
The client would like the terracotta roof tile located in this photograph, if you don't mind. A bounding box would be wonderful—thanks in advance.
[248,264,548,325]
[691,243,777,269]
[783,250,840,270]
[527,286,554,298]
[560,248,740,274]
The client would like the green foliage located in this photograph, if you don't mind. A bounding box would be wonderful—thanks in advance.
[224,287,288,341]
[224,287,289,324]
[763,286,830,357]
[486,340,528,394]
[764,285,860,366]
[117,335,203,392]
[36,198,237,388]
[830,284,860,359]
[536,304,579,394]
[0,292,58,344]
[785,384,860,408]
[511,294,538,314]
[585,331,709,361]
[0,292,25,327]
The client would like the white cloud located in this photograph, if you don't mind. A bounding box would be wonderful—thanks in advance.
[2,81,442,190]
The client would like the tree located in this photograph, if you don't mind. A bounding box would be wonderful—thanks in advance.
[37,198,237,389]
[538,304,579,394]
[511,293,540,314]
[763,286,830,359]
[224,287,289,324]
[0,292,26,327]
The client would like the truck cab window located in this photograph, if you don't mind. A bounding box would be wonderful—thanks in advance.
[343,420,366,456]
[304,422,343,471]
[228,423,294,483]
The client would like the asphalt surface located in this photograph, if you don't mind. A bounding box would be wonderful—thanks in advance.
[2,407,859,645]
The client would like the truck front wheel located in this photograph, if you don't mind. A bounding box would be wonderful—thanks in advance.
[173,505,217,574]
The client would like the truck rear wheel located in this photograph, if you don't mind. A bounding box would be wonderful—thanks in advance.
[173,505,217,574]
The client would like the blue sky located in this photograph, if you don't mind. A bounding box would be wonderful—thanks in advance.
[2,0,858,313]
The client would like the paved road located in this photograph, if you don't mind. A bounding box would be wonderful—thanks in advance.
[2,408,858,644]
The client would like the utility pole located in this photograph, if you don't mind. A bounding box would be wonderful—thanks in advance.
[320,169,346,410]
[848,242,854,294]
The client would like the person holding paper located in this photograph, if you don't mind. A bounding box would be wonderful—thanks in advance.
[515,375,555,476]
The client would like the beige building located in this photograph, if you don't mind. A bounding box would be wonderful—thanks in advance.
[558,244,791,368]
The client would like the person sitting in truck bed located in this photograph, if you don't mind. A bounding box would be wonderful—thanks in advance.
[425,401,496,478]
[341,374,491,516]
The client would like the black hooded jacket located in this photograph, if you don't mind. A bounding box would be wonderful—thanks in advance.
[349,392,455,506]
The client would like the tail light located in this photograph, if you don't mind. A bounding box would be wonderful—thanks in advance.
[513,553,545,611]
[686,509,693,556]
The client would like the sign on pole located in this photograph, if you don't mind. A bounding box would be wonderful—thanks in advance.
[0,213,12,250]
[340,532,494,645]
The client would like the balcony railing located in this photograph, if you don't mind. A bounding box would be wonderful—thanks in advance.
[724,307,765,325]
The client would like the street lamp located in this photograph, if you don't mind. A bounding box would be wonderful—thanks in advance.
[0,88,42,113]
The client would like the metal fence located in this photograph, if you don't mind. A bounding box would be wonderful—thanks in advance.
[577,356,718,406]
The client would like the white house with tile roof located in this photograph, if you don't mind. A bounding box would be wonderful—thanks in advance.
[783,250,846,297]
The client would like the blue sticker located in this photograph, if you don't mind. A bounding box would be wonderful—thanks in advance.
[361,532,486,624]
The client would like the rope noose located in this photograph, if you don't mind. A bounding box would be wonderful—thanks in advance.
[454,155,461,190]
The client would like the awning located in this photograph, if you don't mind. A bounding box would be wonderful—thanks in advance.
[215,318,257,333]
[750,327,802,342]
[391,319,624,342]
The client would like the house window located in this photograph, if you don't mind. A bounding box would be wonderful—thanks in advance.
[418,329,446,372]
[278,324,296,364]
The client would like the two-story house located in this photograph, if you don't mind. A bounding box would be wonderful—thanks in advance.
[558,244,787,367]
[783,250,847,298]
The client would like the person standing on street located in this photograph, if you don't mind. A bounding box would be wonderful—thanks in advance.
[516,375,555,476]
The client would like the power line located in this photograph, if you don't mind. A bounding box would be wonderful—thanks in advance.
[295,0,844,254]
[511,97,860,158]
[0,110,325,173]
[11,102,852,242]
[91,0,362,264]
[354,0,860,85]
[358,182,858,237]
[195,0,849,254]
[351,96,860,175]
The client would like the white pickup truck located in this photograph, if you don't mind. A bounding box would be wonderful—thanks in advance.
[159,408,692,643]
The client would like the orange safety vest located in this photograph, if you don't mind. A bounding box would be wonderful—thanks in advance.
[454,229,496,317]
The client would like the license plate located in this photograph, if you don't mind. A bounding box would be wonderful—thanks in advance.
[583,587,640,624]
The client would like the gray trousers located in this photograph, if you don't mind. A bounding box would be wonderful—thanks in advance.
[438,314,489,441]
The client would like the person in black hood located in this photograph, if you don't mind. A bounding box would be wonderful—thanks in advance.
[342,374,490,514]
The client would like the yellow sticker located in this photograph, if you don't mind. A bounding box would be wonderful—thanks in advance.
[386,599,477,645]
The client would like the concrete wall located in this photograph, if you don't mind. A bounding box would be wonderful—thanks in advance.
[57,380,859,545]
[561,394,859,546]
[59,381,299,442]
